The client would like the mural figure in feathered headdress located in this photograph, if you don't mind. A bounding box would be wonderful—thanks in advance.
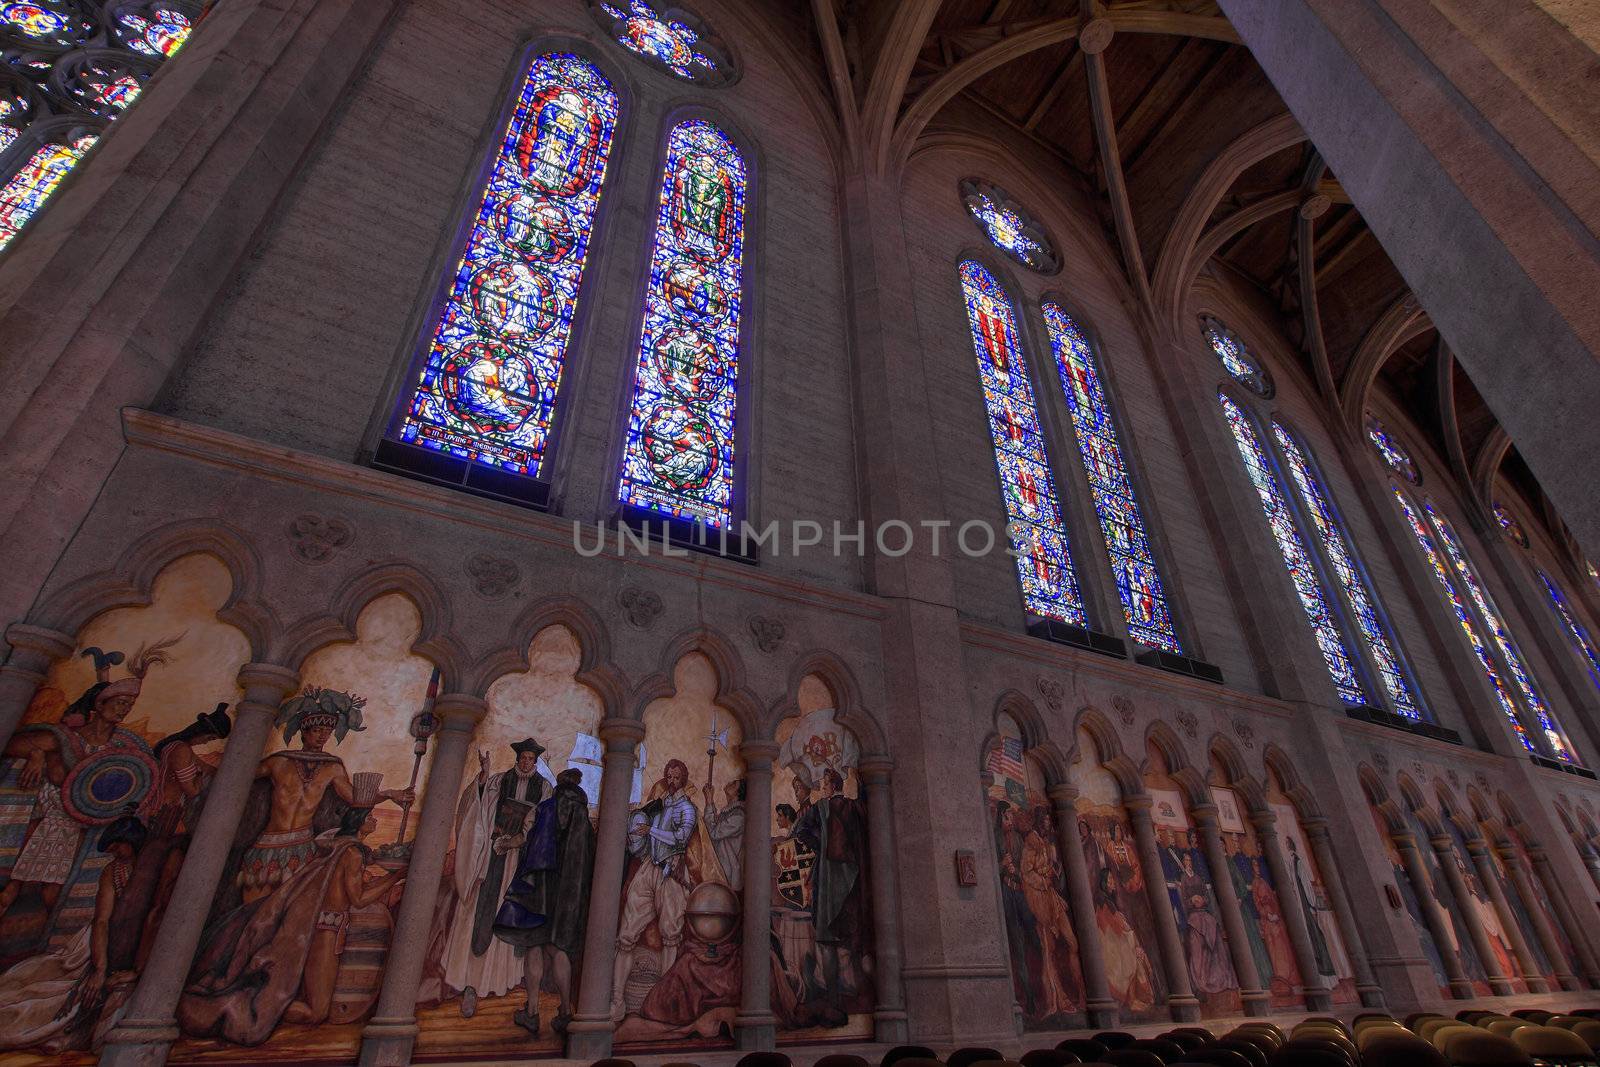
[176,686,415,1044]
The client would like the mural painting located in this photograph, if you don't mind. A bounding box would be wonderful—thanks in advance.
[1365,799,1450,997]
[1438,810,1523,989]
[1401,804,1490,996]
[1501,824,1582,980]
[770,676,875,1041]
[1144,743,1239,1016]
[613,653,745,1049]
[1208,781,1302,1008]
[1264,768,1357,1004]
[173,591,436,1062]
[1072,728,1165,1022]
[0,555,249,1061]
[984,712,1084,1030]
[414,625,602,1056]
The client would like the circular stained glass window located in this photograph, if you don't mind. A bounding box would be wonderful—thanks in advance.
[1492,502,1529,548]
[591,0,734,85]
[960,178,1059,274]
[1201,316,1273,398]
[1364,412,1420,484]
[0,1,91,47]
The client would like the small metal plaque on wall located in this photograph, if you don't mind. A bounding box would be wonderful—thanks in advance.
[954,849,978,887]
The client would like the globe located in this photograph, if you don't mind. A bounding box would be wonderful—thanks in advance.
[685,879,739,951]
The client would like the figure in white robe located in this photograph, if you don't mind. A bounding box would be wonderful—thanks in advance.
[437,743,548,1014]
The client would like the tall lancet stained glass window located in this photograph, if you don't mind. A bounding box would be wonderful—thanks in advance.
[1219,392,1366,704]
[1391,486,1535,753]
[959,261,1084,624]
[1042,302,1178,650]
[398,53,618,480]
[1537,568,1600,694]
[618,118,746,528]
[0,1,196,255]
[1425,500,1574,762]
[1272,422,1421,717]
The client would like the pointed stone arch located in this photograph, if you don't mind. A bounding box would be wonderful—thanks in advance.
[32,518,273,660]
[1071,703,1143,797]
[1144,719,1208,808]
[627,624,766,739]
[277,560,467,690]
[1208,734,1267,814]
[769,647,888,759]
[468,594,627,713]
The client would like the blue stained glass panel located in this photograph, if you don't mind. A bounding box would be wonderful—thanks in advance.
[1426,501,1574,762]
[1366,414,1420,484]
[400,53,618,479]
[1203,317,1271,396]
[600,1,723,81]
[1538,568,1600,694]
[619,119,746,528]
[1043,302,1180,651]
[1392,487,1535,753]
[960,260,1085,624]
[1273,422,1421,717]
[1220,392,1366,703]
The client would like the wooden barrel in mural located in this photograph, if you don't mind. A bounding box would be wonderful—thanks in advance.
[330,898,396,1025]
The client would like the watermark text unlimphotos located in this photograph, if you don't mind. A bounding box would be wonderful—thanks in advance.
[575,518,1030,558]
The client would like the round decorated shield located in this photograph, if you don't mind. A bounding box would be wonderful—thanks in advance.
[62,747,159,825]
[468,259,557,341]
[495,193,575,264]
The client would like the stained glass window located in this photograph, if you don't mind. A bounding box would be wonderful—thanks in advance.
[0,134,92,250]
[1273,422,1421,717]
[962,179,1059,274]
[1492,502,1529,548]
[961,260,1085,624]
[1425,499,1574,762]
[1392,487,1535,753]
[114,5,191,57]
[0,1,193,256]
[1537,568,1600,694]
[1366,413,1420,484]
[1203,317,1272,397]
[397,53,618,484]
[593,0,732,84]
[1042,302,1178,650]
[619,119,746,528]
[1219,392,1366,703]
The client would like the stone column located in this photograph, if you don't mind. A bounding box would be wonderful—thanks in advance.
[1303,818,1385,1007]
[734,739,777,1050]
[0,623,73,747]
[99,663,299,1067]
[1253,810,1333,1011]
[1523,845,1598,988]
[1393,830,1474,998]
[1047,784,1117,1028]
[1191,805,1269,1015]
[566,718,645,1059]
[1465,838,1548,993]
[1579,840,1600,894]
[358,694,486,1067]
[1125,795,1200,1021]
[861,757,909,1042]
[1427,833,1512,995]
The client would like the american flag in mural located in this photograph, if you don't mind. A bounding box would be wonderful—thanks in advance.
[988,736,1025,782]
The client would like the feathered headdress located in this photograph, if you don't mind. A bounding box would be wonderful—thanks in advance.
[276,686,368,744]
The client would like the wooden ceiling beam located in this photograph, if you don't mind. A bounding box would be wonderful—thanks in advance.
[1312,223,1372,286]
[1121,50,1229,174]
[1435,340,1476,493]
[1081,7,1155,309]
[1023,49,1082,130]
[1296,152,1337,401]
[888,9,1238,167]
[1337,289,1428,429]
[861,0,944,174]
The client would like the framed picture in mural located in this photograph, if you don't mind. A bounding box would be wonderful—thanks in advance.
[770,683,875,1042]
[984,713,1086,1032]
[1072,729,1166,1023]
[413,625,603,1058]
[0,555,250,1061]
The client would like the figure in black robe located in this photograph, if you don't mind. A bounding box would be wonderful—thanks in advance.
[492,771,595,1035]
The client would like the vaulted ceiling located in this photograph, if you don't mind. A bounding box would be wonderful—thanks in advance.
[796,0,1574,553]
